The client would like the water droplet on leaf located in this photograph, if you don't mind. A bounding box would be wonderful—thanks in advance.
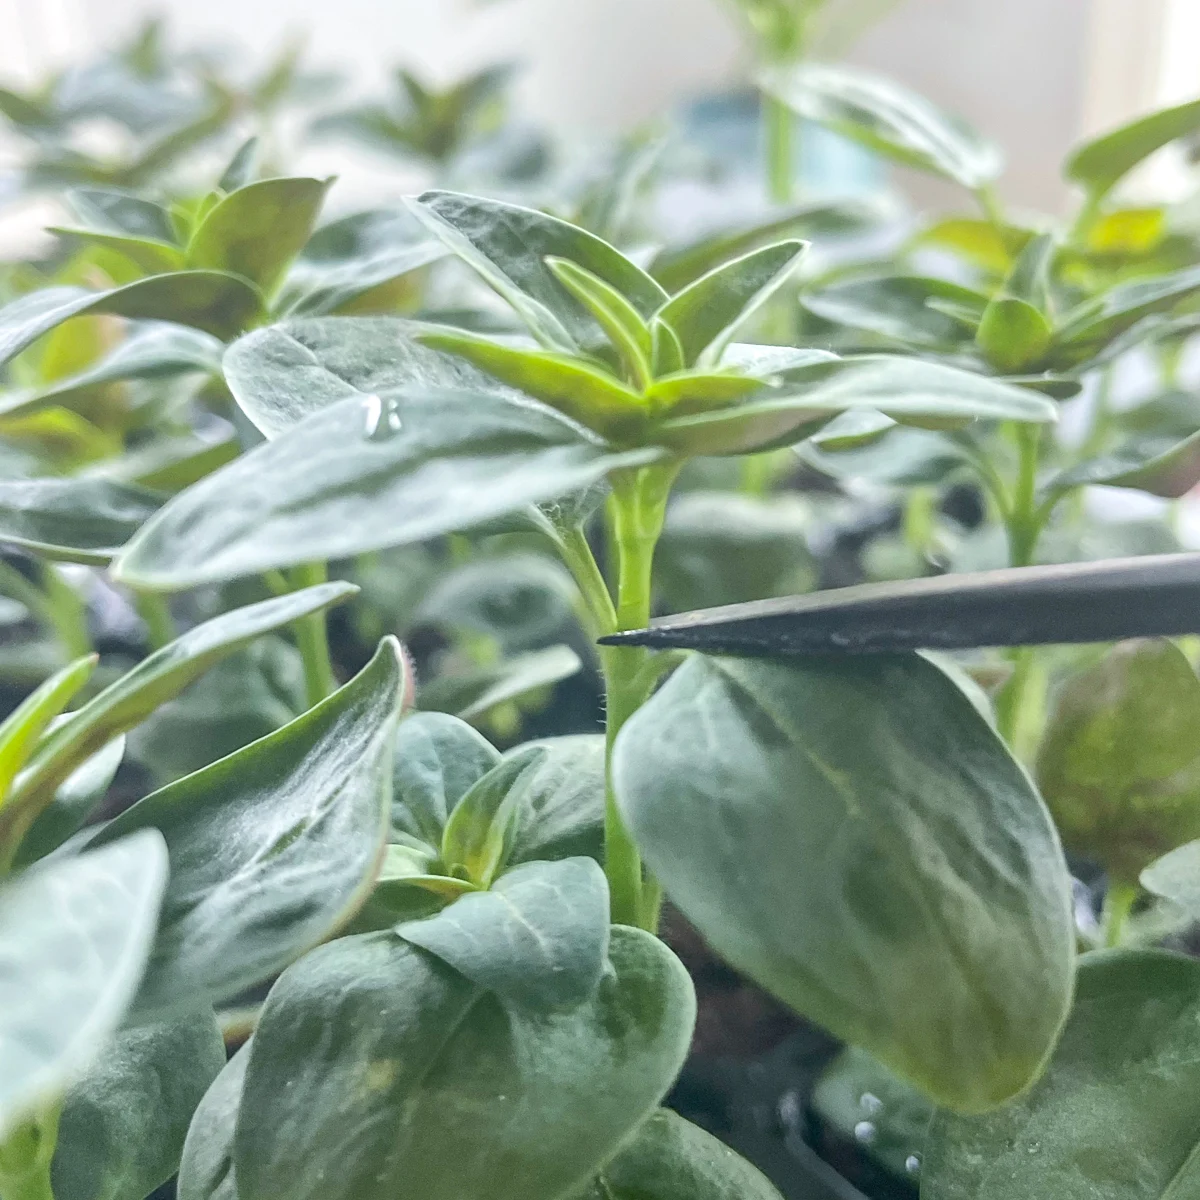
[905,1154,921,1174]
[859,1091,883,1115]
[853,1120,877,1144]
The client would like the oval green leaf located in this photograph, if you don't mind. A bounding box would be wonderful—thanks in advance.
[187,177,332,296]
[572,1109,784,1200]
[114,389,658,590]
[234,925,695,1200]
[89,637,406,1016]
[0,478,163,564]
[223,316,516,438]
[0,831,167,1136]
[1036,638,1200,884]
[51,1010,225,1200]
[613,653,1075,1112]
[923,950,1200,1200]
[397,857,610,1009]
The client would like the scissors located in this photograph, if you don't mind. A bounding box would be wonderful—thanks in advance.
[599,552,1200,656]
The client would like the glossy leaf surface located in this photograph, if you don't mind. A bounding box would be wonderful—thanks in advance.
[90,638,405,1015]
[115,389,658,589]
[187,177,332,295]
[924,951,1200,1200]
[51,1010,225,1200]
[224,316,513,438]
[1036,638,1200,883]
[1066,98,1200,199]
[0,478,162,564]
[613,653,1074,1112]
[572,1109,784,1200]
[3,584,357,843]
[177,1044,249,1200]
[760,63,1003,189]
[235,926,695,1200]
[0,273,263,363]
[408,190,668,351]
[397,857,610,1009]
[656,241,807,366]
[0,831,166,1136]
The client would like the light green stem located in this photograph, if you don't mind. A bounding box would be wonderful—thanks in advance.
[764,90,795,203]
[1102,882,1137,948]
[996,424,1045,749]
[134,591,176,651]
[290,562,337,708]
[596,463,679,930]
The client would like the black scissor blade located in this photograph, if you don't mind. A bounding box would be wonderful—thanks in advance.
[599,552,1200,655]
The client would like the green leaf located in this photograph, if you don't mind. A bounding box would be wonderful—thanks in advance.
[67,188,178,244]
[421,645,583,724]
[407,190,668,352]
[50,226,188,275]
[0,655,95,801]
[0,831,167,1136]
[187,177,332,296]
[1036,638,1200,883]
[441,744,548,886]
[234,925,695,1200]
[650,199,885,293]
[0,275,263,364]
[177,1043,249,1200]
[279,208,446,317]
[1054,265,1200,361]
[656,240,808,366]
[223,316,515,438]
[1066,98,1200,200]
[13,737,125,868]
[391,712,500,847]
[506,735,605,865]
[545,256,653,386]
[128,640,302,784]
[800,425,966,486]
[650,318,685,377]
[1049,431,1200,499]
[218,137,259,192]
[573,1109,784,1200]
[613,653,1075,1112]
[654,355,1056,457]
[417,329,646,436]
[801,274,988,349]
[397,857,610,1009]
[643,370,762,418]
[760,63,1003,190]
[975,299,1053,373]
[114,390,658,590]
[0,324,222,423]
[51,1010,225,1200]
[89,638,405,1016]
[811,1048,934,1182]
[923,950,1200,1200]
[1142,839,1200,918]
[1,584,358,853]
[0,478,162,564]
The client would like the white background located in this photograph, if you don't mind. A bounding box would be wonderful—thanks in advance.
[1,0,1197,211]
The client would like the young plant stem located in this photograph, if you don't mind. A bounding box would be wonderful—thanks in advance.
[289,562,337,708]
[996,423,1045,749]
[1102,882,1137,948]
[134,590,176,651]
[763,90,795,203]
[594,462,679,930]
